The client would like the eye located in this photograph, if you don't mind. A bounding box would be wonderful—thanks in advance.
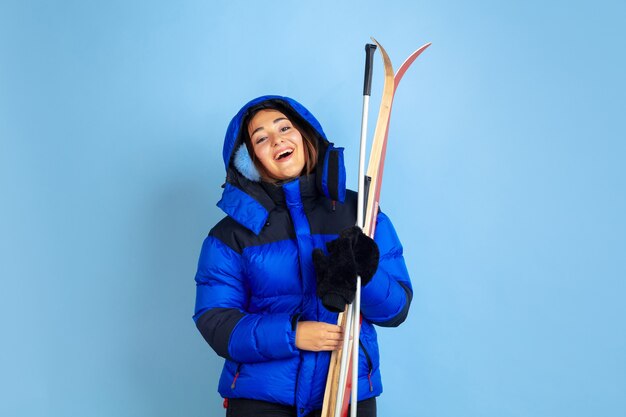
[255,136,267,145]
[280,126,291,132]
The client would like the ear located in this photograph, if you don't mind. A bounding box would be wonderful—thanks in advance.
[233,143,261,182]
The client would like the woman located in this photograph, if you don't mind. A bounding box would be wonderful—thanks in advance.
[193,96,412,417]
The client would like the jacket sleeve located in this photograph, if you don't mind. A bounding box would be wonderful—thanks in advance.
[360,211,413,327]
[193,235,299,363]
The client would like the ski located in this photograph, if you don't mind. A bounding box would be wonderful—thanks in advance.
[363,41,432,238]
[320,39,431,417]
[321,42,378,417]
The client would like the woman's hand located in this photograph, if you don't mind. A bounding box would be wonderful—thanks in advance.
[295,321,344,351]
[312,226,380,313]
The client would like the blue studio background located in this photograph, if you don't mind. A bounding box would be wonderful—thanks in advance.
[1,0,625,416]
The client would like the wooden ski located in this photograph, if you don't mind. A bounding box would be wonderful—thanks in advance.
[321,39,431,417]
[364,41,432,238]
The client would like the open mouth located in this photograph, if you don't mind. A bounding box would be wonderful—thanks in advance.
[275,149,294,160]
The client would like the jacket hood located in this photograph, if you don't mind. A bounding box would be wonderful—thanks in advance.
[222,95,328,172]
[217,95,346,235]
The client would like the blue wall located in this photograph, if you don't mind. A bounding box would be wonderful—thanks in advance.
[1,1,624,416]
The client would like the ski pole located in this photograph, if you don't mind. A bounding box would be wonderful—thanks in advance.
[335,42,377,417]
[357,43,377,229]
[350,43,377,417]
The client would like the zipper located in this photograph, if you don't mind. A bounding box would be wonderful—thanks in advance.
[231,364,242,389]
[294,353,303,416]
[358,340,374,392]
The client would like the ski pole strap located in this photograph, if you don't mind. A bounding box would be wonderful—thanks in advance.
[363,44,377,96]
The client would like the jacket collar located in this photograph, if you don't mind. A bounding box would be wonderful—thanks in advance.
[217,174,320,235]
[260,174,318,208]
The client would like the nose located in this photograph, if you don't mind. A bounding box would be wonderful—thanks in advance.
[271,135,284,146]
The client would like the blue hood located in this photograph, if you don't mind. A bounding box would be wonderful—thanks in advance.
[222,95,328,171]
[217,95,346,235]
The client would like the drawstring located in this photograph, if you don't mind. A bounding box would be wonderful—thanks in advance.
[231,366,241,389]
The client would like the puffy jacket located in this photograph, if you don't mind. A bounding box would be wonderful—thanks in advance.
[193,96,412,417]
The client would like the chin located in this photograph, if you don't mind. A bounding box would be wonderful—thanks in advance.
[272,165,305,181]
[276,172,298,180]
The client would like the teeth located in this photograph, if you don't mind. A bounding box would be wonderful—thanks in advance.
[276,150,293,160]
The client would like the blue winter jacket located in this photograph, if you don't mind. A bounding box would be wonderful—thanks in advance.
[193,96,412,417]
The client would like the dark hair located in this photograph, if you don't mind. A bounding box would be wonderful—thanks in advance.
[241,102,319,182]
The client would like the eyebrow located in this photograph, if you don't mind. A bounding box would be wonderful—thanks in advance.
[250,117,289,137]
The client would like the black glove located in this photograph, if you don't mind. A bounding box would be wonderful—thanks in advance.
[312,226,380,312]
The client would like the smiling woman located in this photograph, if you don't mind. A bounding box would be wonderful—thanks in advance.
[242,106,319,182]
[247,110,307,180]
[193,96,413,417]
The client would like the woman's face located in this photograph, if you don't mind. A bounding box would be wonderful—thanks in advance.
[247,109,306,181]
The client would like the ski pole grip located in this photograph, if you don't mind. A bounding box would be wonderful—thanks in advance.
[363,43,377,96]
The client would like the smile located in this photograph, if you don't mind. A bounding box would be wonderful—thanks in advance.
[274,148,294,161]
